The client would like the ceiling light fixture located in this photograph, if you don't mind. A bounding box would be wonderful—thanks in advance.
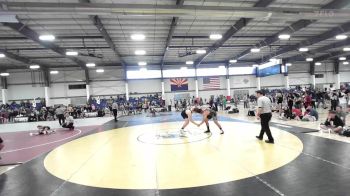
[343,47,350,51]
[138,61,147,66]
[135,50,146,55]
[186,61,194,65]
[229,59,237,63]
[343,61,349,65]
[286,63,292,66]
[86,63,96,67]
[336,34,348,40]
[209,34,222,40]
[196,49,206,54]
[50,70,59,74]
[131,34,145,41]
[66,51,78,56]
[299,48,309,52]
[29,65,40,69]
[0,72,9,76]
[339,57,347,61]
[0,53,5,58]
[180,67,187,70]
[315,62,322,66]
[306,58,313,62]
[278,34,291,40]
[96,69,104,73]
[251,48,260,53]
[252,64,259,67]
[39,34,55,41]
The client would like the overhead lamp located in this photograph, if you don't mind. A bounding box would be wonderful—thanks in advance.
[96,69,104,73]
[269,58,277,62]
[315,62,322,66]
[186,61,194,65]
[86,63,96,67]
[0,53,5,58]
[29,65,40,69]
[131,34,145,41]
[140,68,147,72]
[250,48,260,53]
[306,58,313,62]
[196,49,206,54]
[180,67,187,70]
[343,47,350,51]
[209,34,222,40]
[39,34,55,41]
[299,48,308,52]
[138,61,147,66]
[229,59,237,63]
[66,51,78,56]
[252,64,259,67]
[0,72,9,76]
[336,34,348,40]
[286,63,292,66]
[135,50,146,55]
[339,57,347,61]
[50,70,59,74]
[278,34,290,40]
[343,61,349,65]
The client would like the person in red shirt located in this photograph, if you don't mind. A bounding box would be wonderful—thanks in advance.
[304,93,312,109]
[292,107,303,120]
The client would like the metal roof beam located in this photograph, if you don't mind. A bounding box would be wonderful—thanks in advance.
[255,21,350,64]
[4,3,350,19]
[160,0,185,74]
[193,0,274,67]
[233,19,314,60]
[231,0,350,62]
[283,39,350,63]
[2,21,90,83]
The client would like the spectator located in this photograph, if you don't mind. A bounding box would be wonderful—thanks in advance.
[335,106,347,125]
[330,91,338,111]
[320,110,344,134]
[62,113,74,130]
[302,106,319,121]
[292,106,303,121]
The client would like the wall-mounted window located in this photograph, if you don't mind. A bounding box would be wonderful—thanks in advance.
[229,67,256,75]
[163,69,195,78]
[197,67,226,77]
[127,70,162,79]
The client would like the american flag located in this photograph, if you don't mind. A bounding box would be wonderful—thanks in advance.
[170,78,189,91]
[203,76,220,89]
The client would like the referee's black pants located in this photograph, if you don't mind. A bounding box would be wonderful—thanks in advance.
[259,113,274,141]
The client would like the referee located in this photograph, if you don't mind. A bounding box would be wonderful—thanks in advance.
[255,90,274,144]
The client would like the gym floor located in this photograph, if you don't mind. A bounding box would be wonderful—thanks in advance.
[0,108,350,196]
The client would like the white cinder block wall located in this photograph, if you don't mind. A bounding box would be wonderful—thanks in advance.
[2,63,350,105]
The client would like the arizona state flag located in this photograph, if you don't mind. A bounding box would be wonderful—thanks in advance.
[170,78,188,91]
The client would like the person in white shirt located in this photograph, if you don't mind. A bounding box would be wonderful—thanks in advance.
[255,90,274,144]
[62,113,74,130]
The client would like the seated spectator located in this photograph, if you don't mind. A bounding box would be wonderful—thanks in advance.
[335,106,347,125]
[292,107,303,121]
[302,106,319,121]
[320,110,344,134]
[62,113,74,130]
[30,125,55,136]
